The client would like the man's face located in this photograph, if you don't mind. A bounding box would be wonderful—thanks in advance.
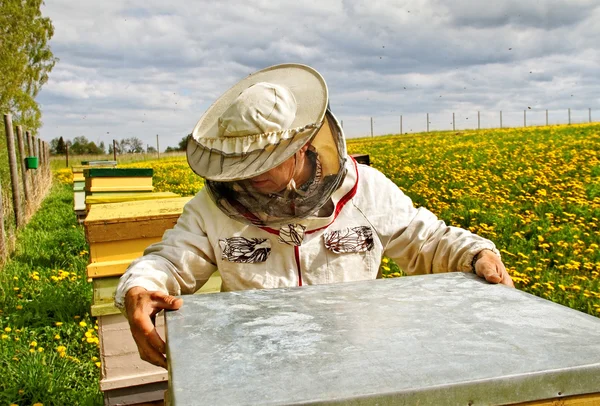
[246,154,297,194]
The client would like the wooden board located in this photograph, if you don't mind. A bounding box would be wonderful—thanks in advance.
[515,393,600,405]
[87,259,134,279]
[103,381,167,406]
[98,313,168,391]
[90,237,162,263]
[86,175,152,191]
[86,192,179,206]
[74,191,86,211]
[85,168,153,177]
[85,197,192,244]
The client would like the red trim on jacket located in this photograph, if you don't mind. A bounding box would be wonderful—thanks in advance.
[294,246,302,286]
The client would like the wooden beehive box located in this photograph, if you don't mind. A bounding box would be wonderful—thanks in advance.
[85,191,179,212]
[84,168,154,193]
[84,197,192,276]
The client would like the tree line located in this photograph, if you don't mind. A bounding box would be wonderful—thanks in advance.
[48,135,189,155]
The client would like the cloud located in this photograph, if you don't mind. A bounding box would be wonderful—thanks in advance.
[37,0,600,145]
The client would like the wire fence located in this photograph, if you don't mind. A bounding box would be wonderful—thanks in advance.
[1,114,52,264]
[340,107,596,138]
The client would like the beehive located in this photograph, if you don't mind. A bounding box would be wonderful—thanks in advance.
[85,191,179,212]
[166,273,600,406]
[84,168,154,193]
[84,196,222,405]
[84,197,191,271]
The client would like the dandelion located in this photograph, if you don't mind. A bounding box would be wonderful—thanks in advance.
[95,362,101,368]
[16,305,23,310]
[38,347,44,352]
[1,334,8,340]
[30,341,37,347]
[55,322,63,327]
[4,327,11,332]
[79,321,87,327]
[54,334,60,340]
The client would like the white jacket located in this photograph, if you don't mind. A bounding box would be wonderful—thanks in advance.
[115,158,499,308]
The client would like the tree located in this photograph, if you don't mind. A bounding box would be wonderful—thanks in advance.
[177,135,189,151]
[147,145,157,153]
[56,136,66,154]
[0,0,58,132]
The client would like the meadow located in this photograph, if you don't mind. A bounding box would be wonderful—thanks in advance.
[2,122,599,405]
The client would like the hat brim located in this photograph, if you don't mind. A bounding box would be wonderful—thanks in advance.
[186,64,328,181]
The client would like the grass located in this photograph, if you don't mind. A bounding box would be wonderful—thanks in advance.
[0,182,102,406]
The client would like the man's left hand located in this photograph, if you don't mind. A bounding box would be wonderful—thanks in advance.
[473,250,515,288]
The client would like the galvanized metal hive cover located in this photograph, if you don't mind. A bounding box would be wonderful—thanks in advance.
[165,273,600,405]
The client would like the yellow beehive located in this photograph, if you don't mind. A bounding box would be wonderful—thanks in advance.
[83,195,222,405]
[84,168,154,193]
[84,197,192,277]
[85,191,179,211]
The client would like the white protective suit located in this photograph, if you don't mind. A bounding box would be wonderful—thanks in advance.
[114,157,500,308]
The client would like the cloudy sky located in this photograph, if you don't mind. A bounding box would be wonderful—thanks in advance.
[38,0,600,148]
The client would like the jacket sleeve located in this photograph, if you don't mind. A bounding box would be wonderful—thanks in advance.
[356,166,500,275]
[114,192,218,309]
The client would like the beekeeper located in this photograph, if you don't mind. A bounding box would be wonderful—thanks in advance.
[115,63,514,368]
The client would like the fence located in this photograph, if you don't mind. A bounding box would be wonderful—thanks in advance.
[341,107,596,138]
[1,113,52,264]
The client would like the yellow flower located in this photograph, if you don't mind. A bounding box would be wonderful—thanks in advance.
[1,334,8,340]
[33,403,43,406]
[79,321,87,327]
[29,349,35,353]
[54,334,60,340]
[30,341,37,347]
[5,327,12,332]
[16,305,23,310]
[56,345,67,353]
[55,322,63,327]
[38,347,44,352]
[95,362,101,368]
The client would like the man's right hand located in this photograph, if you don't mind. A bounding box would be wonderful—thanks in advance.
[124,287,183,369]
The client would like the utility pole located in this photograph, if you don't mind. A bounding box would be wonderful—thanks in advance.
[426,113,429,132]
[568,108,571,125]
[400,115,403,135]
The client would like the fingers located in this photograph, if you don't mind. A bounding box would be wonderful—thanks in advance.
[475,255,515,288]
[130,311,168,368]
[125,289,183,369]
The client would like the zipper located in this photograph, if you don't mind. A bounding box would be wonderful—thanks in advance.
[294,245,302,286]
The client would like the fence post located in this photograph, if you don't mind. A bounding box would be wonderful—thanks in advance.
[568,108,571,125]
[426,113,429,132]
[3,114,23,228]
[500,111,503,128]
[370,117,373,138]
[0,179,5,263]
[589,108,592,123]
[546,109,549,126]
[16,126,31,216]
[113,139,117,162]
[26,131,36,197]
[156,134,160,158]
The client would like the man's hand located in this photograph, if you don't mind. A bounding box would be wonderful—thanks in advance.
[473,250,515,288]
[124,287,183,368]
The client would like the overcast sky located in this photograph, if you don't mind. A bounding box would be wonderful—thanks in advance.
[38,0,600,148]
